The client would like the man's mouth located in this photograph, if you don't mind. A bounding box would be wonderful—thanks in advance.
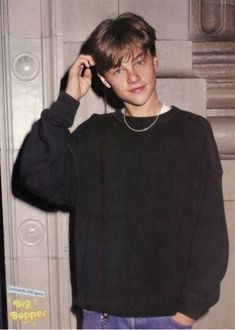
[129,85,145,93]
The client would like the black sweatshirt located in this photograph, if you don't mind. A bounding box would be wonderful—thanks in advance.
[19,92,228,320]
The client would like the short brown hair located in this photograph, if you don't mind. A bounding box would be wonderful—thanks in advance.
[81,12,156,74]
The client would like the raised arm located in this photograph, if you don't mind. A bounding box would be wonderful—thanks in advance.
[18,55,95,207]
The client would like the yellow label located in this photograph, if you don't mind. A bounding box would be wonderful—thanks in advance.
[9,298,48,324]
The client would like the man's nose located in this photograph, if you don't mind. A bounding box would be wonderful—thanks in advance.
[127,68,141,84]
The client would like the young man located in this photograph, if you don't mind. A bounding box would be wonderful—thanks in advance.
[19,13,228,329]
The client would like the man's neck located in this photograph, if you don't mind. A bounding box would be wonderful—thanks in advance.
[124,100,162,117]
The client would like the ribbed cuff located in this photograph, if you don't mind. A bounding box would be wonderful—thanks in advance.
[178,291,211,320]
[41,91,80,127]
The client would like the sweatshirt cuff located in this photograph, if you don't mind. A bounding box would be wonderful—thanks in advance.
[178,291,211,320]
[41,91,80,128]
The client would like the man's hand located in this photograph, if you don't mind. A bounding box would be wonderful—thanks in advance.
[171,312,195,326]
[65,54,95,101]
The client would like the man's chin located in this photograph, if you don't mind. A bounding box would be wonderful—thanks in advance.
[123,98,149,108]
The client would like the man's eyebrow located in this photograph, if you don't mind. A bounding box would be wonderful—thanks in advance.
[109,52,145,72]
[133,52,145,60]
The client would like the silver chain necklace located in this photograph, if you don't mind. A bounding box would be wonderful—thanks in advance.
[123,103,162,133]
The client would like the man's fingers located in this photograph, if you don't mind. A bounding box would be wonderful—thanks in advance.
[65,54,94,100]
[74,55,95,70]
[83,68,92,80]
[80,54,95,66]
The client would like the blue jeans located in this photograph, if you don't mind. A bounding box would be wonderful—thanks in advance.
[82,309,193,329]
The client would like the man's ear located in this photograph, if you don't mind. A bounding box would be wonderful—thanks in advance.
[98,74,112,88]
[153,56,158,73]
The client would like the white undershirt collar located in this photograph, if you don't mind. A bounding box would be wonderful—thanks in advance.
[159,103,171,115]
[121,103,171,116]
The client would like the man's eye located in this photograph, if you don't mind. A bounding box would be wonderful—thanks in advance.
[114,68,123,75]
[136,60,145,66]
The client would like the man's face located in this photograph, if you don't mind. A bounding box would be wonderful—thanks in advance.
[99,48,158,109]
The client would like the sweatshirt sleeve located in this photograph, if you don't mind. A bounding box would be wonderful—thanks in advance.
[178,119,229,320]
[19,91,79,207]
